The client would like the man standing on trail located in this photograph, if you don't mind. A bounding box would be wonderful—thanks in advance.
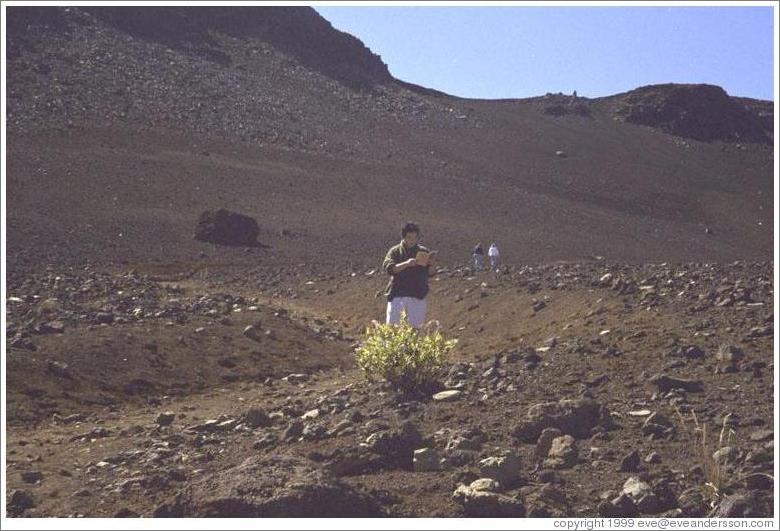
[488,242,500,270]
[382,221,436,328]
[472,242,484,271]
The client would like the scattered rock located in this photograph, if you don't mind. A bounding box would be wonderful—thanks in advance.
[21,470,43,484]
[642,412,675,439]
[7,489,34,516]
[366,421,423,469]
[95,312,115,324]
[716,344,746,372]
[598,494,638,517]
[650,374,703,393]
[452,483,526,517]
[534,427,563,461]
[155,411,176,427]
[242,325,258,339]
[432,390,462,402]
[39,320,65,334]
[543,435,577,469]
[283,373,309,384]
[244,407,271,428]
[710,492,771,517]
[253,433,278,450]
[478,452,520,488]
[413,448,441,472]
[743,473,773,491]
[748,428,773,442]
[513,397,611,442]
[283,420,304,441]
[154,455,385,516]
[619,449,641,472]
[677,487,708,517]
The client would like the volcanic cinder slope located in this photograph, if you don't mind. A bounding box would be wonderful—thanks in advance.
[4,5,774,277]
[3,6,775,519]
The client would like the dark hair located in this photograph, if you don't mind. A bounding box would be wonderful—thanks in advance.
[401,221,420,237]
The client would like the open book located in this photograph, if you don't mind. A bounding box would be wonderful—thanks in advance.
[415,250,437,267]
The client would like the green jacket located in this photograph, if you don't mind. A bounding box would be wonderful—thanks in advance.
[382,240,432,301]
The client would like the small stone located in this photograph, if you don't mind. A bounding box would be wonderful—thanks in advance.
[743,473,772,491]
[716,344,745,370]
[245,407,271,428]
[470,478,500,492]
[534,427,563,460]
[650,374,703,393]
[21,470,43,484]
[283,420,304,441]
[749,428,773,442]
[47,360,71,378]
[40,320,65,334]
[544,435,577,469]
[283,373,308,384]
[155,411,175,427]
[95,312,115,324]
[453,484,525,517]
[599,494,638,517]
[216,419,238,431]
[301,409,320,420]
[479,452,520,487]
[433,390,463,402]
[301,424,327,441]
[7,490,34,515]
[636,493,661,514]
[252,433,278,449]
[644,452,661,464]
[619,449,641,472]
[642,412,675,438]
[622,476,653,500]
[413,448,441,472]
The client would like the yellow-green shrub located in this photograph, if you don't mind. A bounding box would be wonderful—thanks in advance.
[355,312,457,392]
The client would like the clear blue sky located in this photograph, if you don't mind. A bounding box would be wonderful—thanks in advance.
[315,6,775,100]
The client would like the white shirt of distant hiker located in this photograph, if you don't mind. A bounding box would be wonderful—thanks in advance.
[488,243,500,269]
[381,222,435,329]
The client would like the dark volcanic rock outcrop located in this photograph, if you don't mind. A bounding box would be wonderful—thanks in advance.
[612,84,772,143]
[154,455,386,517]
[195,209,260,247]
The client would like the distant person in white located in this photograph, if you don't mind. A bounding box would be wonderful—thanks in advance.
[488,243,500,270]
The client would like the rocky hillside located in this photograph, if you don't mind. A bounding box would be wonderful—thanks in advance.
[6,6,470,153]
[5,6,774,274]
[606,84,773,144]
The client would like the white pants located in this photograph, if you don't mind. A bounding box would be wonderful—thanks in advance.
[386,297,427,328]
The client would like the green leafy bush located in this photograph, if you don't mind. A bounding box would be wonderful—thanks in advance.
[355,312,457,392]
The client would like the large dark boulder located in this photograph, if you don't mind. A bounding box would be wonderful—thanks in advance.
[512,397,612,443]
[153,454,385,517]
[194,209,260,247]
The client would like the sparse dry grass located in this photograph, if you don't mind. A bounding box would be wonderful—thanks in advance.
[673,405,736,502]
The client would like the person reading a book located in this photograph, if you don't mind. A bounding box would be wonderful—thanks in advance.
[381,221,436,328]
